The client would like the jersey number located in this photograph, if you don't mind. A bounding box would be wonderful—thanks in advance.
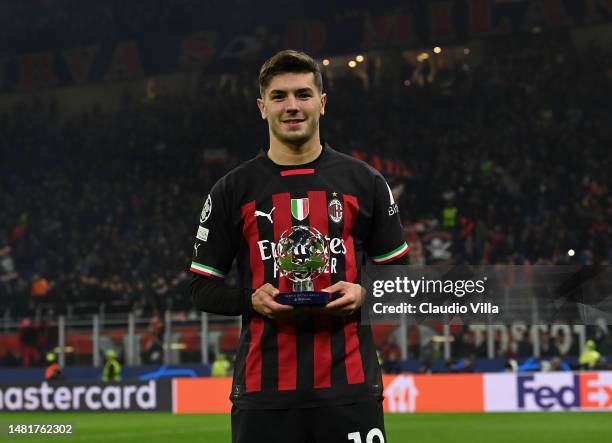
[347,428,385,443]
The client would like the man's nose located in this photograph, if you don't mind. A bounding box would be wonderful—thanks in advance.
[285,94,299,111]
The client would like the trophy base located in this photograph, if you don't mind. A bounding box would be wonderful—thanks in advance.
[277,291,332,306]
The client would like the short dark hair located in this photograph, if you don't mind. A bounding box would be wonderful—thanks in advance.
[258,50,323,98]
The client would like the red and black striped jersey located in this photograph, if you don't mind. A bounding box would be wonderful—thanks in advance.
[190,144,408,408]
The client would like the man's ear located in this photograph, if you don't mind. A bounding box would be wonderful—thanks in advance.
[320,93,328,116]
[256,98,267,120]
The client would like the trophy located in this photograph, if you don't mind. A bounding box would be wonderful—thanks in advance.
[274,225,332,305]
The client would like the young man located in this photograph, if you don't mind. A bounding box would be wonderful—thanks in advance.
[190,50,408,443]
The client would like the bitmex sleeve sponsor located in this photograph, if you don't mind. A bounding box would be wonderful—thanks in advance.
[0,380,172,412]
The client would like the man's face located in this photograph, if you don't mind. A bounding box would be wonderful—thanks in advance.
[257,72,327,146]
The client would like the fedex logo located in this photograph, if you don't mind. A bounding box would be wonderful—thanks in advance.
[518,375,580,410]
[580,373,612,409]
[518,373,612,411]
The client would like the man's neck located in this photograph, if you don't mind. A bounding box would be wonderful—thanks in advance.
[267,136,322,166]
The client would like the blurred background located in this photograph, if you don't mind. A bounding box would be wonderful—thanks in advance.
[0,0,611,383]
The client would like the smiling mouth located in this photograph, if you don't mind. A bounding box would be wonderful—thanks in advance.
[282,119,305,124]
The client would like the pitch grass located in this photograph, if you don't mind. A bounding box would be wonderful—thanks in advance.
[1,412,610,442]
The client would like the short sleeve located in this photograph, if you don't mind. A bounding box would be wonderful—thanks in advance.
[189,177,238,278]
[364,173,409,264]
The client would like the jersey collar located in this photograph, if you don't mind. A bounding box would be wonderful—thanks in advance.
[259,142,332,175]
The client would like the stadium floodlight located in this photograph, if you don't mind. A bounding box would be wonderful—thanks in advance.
[568,249,575,257]
[348,60,357,68]
[356,55,365,62]
[322,59,330,66]
[433,46,442,54]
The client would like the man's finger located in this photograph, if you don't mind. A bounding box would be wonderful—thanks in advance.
[252,288,279,304]
[322,281,346,294]
[267,298,294,312]
[259,284,279,297]
[324,294,352,310]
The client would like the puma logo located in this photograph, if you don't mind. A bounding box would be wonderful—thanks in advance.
[254,207,275,224]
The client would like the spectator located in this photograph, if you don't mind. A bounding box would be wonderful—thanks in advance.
[211,353,230,377]
[579,340,601,370]
[44,352,63,380]
[18,319,41,367]
[31,275,50,297]
[102,349,122,382]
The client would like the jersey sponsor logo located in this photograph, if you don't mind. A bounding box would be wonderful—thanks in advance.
[193,242,201,258]
[257,236,346,278]
[196,226,209,241]
[290,198,309,221]
[254,207,275,224]
[199,195,212,224]
[385,181,395,205]
[328,198,343,223]
[384,181,399,216]
[257,237,347,260]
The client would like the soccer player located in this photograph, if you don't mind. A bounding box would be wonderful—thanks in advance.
[190,50,408,443]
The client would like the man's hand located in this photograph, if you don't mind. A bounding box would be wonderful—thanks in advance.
[251,283,295,319]
[321,281,365,316]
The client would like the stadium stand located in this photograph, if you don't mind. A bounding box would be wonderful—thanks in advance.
[0,2,610,371]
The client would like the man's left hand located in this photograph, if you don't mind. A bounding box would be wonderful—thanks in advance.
[321,281,365,316]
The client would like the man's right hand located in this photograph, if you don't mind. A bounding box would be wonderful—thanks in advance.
[251,283,295,319]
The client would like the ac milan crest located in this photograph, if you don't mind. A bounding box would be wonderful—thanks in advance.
[328,198,343,223]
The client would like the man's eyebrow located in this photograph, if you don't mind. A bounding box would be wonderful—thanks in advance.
[269,87,314,95]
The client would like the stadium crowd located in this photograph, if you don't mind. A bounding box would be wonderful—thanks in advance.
[1,33,611,367]
[0,0,371,53]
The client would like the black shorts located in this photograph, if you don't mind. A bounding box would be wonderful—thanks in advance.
[231,401,386,443]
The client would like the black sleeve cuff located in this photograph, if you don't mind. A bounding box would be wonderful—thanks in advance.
[190,273,254,316]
